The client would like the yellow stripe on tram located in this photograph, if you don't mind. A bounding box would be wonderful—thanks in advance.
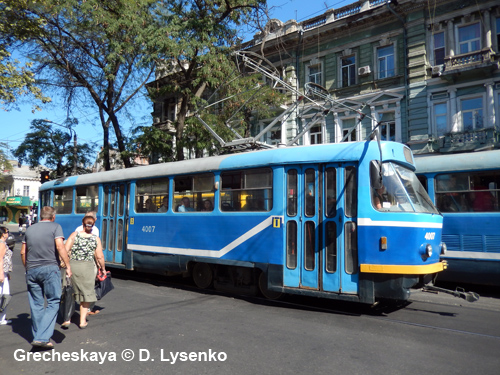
[360,261,447,275]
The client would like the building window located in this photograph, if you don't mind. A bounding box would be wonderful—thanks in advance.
[23,185,29,197]
[433,32,445,65]
[434,102,448,136]
[307,63,322,85]
[310,125,322,144]
[341,56,356,87]
[380,121,396,141]
[458,23,480,54]
[377,45,394,79]
[461,97,483,131]
[342,118,357,142]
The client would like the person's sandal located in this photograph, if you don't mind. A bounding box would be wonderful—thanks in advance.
[61,321,71,329]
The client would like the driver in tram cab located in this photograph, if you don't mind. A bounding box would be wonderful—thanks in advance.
[373,186,391,210]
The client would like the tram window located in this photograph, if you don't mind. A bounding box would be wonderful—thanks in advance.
[345,167,357,218]
[174,173,214,212]
[76,185,99,214]
[220,168,272,212]
[417,175,427,191]
[304,221,315,271]
[135,178,169,213]
[325,221,337,273]
[40,191,51,208]
[103,186,109,216]
[435,172,500,212]
[344,221,358,275]
[286,221,297,269]
[304,169,315,217]
[325,168,336,217]
[287,170,298,216]
[54,188,73,214]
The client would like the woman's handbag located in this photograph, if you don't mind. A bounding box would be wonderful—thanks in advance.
[95,270,114,300]
[59,276,75,322]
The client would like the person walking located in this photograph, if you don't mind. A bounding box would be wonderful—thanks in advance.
[20,206,72,349]
[0,226,13,325]
[65,214,105,329]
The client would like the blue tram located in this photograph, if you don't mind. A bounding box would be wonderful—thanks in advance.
[39,141,446,304]
[415,150,500,287]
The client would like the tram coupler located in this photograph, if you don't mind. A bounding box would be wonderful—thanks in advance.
[422,285,480,302]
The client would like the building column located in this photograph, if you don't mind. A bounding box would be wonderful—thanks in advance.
[334,112,340,143]
[485,82,495,128]
[446,20,454,57]
[449,87,458,132]
[484,9,492,49]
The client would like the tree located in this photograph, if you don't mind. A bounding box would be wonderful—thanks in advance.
[0,142,13,187]
[6,0,164,170]
[149,0,267,160]
[0,0,51,110]
[13,119,94,177]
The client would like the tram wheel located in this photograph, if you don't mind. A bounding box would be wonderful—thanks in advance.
[258,271,282,300]
[192,263,213,289]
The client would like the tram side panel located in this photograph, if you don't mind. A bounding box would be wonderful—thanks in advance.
[126,214,284,276]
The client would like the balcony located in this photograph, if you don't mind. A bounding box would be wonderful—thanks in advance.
[439,48,499,80]
[440,128,500,153]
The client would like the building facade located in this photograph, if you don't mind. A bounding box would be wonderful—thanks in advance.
[148,0,499,157]
[0,160,40,224]
[241,0,500,154]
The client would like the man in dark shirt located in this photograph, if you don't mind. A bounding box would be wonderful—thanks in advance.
[20,206,72,349]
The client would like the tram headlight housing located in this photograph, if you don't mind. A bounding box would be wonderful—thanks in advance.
[440,242,447,255]
[420,243,433,260]
[425,244,433,258]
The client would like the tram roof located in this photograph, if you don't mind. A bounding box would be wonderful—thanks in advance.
[415,149,500,174]
[40,141,410,189]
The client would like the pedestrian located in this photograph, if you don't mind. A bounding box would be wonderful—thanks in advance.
[64,214,106,329]
[60,211,101,327]
[0,226,13,325]
[20,206,72,349]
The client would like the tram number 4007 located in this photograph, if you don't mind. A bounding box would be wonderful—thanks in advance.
[424,232,436,240]
[142,226,156,233]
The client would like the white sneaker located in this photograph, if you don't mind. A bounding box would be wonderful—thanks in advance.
[0,319,12,325]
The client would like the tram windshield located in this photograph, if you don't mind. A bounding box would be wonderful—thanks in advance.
[371,161,438,214]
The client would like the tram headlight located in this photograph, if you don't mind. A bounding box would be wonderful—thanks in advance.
[440,242,447,255]
[425,244,433,258]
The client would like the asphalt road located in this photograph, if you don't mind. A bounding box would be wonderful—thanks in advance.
[1,228,499,375]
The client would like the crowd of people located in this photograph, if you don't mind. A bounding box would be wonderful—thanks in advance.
[0,206,106,350]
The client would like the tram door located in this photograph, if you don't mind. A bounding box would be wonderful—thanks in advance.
[283,164,359,294]
[101,184,128,264]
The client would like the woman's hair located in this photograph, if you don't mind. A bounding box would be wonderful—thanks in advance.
[0,226,8,236]
[82,215,96,225]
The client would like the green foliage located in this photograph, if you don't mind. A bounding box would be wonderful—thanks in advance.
[148,0,267,160]
[130,125,174,164]
[13,119,95,177]
[0,0,51,110]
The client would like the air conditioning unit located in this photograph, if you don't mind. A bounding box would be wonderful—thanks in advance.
[358,66,371,76]
[431,65,443,77]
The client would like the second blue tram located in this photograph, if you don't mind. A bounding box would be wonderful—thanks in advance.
[415,150,500,286]
[39,141,446,304]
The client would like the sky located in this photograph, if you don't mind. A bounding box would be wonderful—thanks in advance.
[0,0,355,160]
